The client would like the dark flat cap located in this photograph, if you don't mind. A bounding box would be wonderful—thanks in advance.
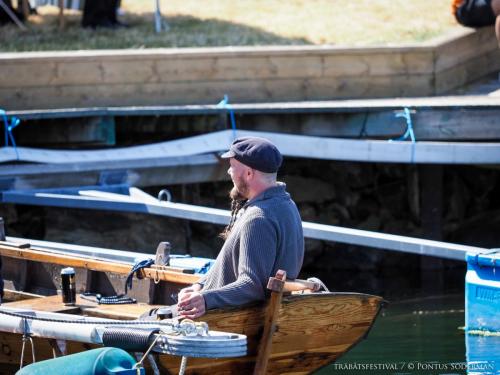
[221,137,283,173]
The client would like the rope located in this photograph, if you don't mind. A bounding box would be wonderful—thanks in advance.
[217,95,237,139]
[20,335,35,369]
[389,107,416,163]
[0,109,21,161]
[0,309,165,325]
[19,317,35,369]
[147,354,161,375]
[133,334,161,371]
[306,277,330,292]
[125,258,155,293]
[80,292,137,305]
[358,112,369,138]
[0,309,210,336]
[179,356,188,375]
[158,189,172,202]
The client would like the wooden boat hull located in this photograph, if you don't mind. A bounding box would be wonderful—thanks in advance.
[0,292,382,374]
[0,240,384,374]
[165,292,383,374]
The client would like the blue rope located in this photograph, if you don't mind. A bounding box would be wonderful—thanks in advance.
[125,258,155,293]
[217,95,237,139]
[390,107,416,163]
[0,109,20,160]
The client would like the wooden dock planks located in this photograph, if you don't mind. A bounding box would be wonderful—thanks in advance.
[1,28,498,109]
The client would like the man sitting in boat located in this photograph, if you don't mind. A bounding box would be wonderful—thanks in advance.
[176,137,305,319]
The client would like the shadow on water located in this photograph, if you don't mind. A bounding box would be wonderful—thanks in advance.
[315,294,500,375]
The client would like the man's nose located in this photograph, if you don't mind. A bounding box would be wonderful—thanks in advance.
[227,167,232,176]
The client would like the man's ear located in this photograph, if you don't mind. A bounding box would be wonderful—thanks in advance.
[246,167,254,179]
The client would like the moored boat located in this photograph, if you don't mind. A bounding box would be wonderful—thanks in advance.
[0,237,384,374]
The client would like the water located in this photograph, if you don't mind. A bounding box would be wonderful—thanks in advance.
[316,294,500,375]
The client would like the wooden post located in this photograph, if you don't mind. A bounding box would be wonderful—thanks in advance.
[253,270,286,375]
[84,269,98,293]
[148,242,171,305]
[407,165,420,223]
[21,0,29,19]
[58,0,64,30]
[419,165,444,293]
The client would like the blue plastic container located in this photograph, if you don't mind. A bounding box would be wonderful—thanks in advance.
[465,249,500,332]
[16,347,144,375]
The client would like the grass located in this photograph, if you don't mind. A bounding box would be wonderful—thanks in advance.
[0,0,464,52]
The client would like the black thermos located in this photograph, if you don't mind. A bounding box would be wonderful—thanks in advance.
[61,267,76,305]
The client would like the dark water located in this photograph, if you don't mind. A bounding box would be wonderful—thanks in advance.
[316,295,500,375]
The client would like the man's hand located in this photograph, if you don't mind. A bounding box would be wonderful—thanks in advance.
[177,291,206,319]
[177,283,202,302]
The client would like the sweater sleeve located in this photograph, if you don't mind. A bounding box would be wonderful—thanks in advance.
[201,215,277,310]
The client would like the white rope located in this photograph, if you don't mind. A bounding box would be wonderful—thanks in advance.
[19,317,36,369]
[19,335,35,369]
[133,334,161,372]
[179,356,188,375]
[307,277,330,292]
[132,319,207,374]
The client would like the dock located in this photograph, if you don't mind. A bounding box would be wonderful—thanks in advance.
[0,186,485,261]
[2,94,500,190]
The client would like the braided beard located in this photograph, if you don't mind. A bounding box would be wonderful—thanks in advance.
[219,186,248,240]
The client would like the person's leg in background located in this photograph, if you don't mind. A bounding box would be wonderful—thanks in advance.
[82,0,119,28]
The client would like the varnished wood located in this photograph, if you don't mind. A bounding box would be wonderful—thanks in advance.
[2,289,42,302]
[0,241,383,374]
[0,333,98,368]
[0,293,383,374]
[283,279,319,293]
[0,244,199,285]
[47,339,64,357]
[254,270,286,374]
[160,293,383,374]
[2,295,81,314]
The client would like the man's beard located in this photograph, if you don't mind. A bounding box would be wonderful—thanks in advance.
[229,185,246,201]
[219,186,248,240]
[231,177,249,200]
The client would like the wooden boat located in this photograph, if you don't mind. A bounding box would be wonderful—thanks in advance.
[0,237,384,374]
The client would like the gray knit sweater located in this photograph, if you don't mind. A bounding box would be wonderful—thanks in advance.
[199,183,304,310]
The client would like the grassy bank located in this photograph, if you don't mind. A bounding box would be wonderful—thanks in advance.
[1,0,463,51]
